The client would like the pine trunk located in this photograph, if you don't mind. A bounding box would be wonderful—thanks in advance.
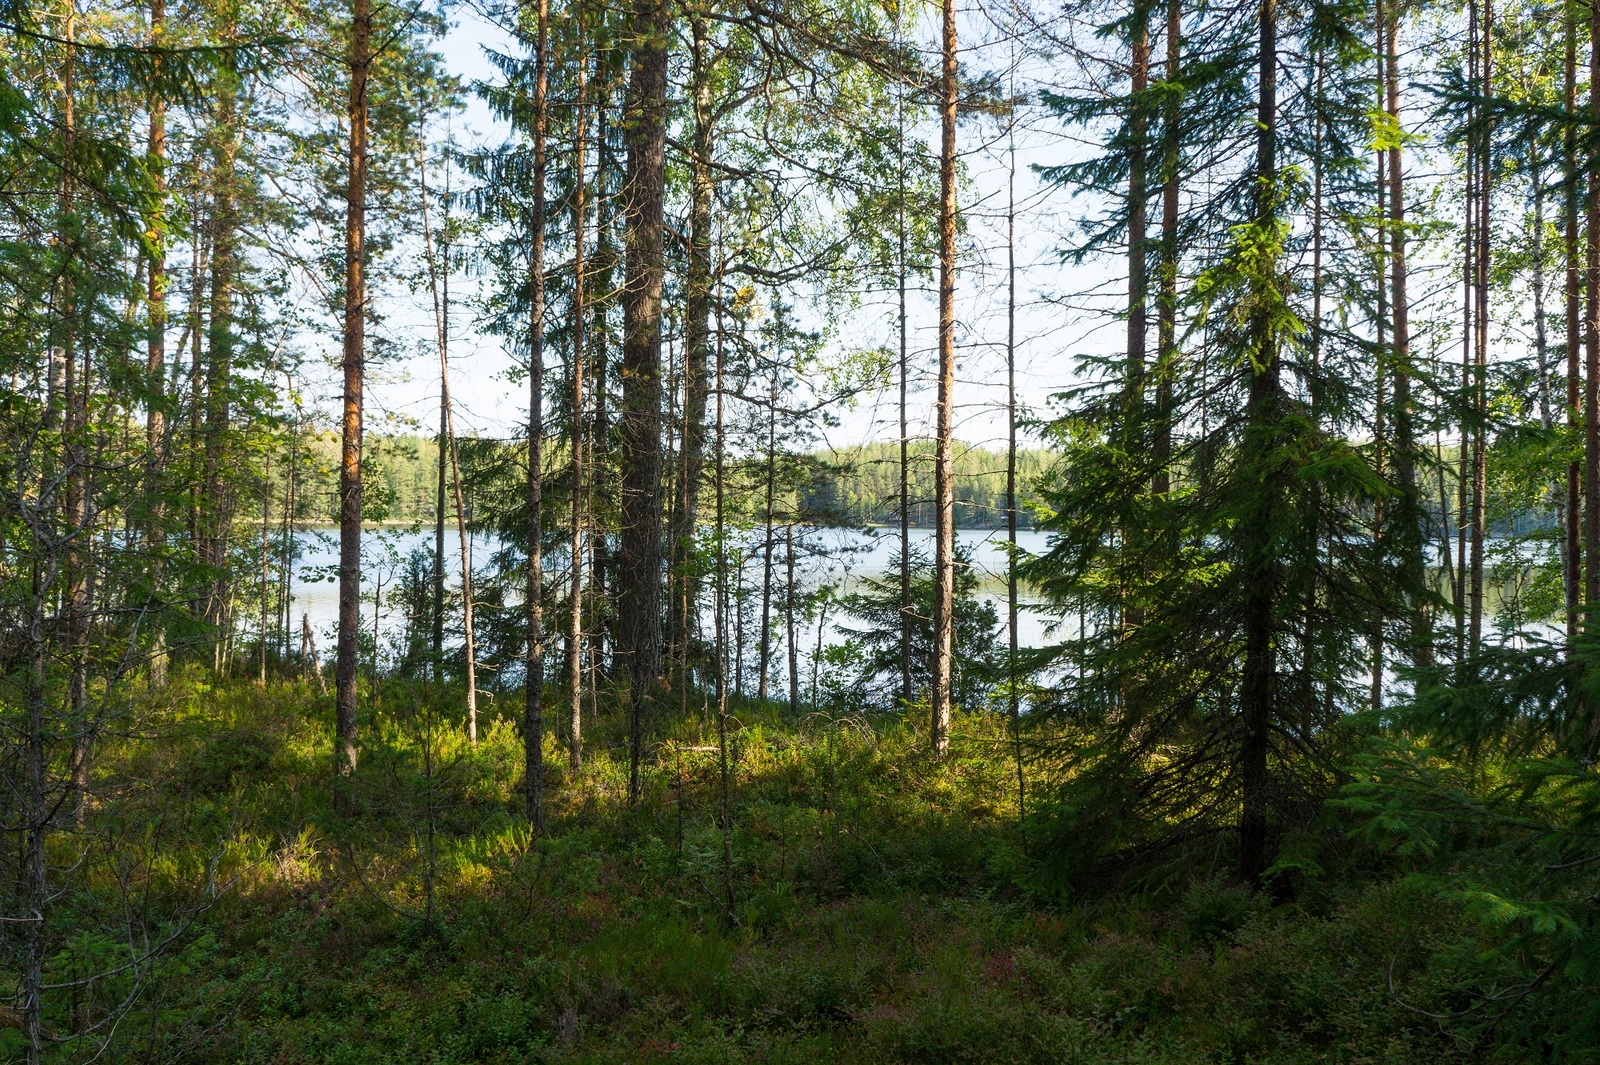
[421,158,479,742]
[569,24,588,772]
[1586,0,1600,610]
[758,383,776,702]
[1386,6,1426,669]
[786,523,799,718]
[145,0,169,687]
[931,0,957,755]
[434,392,446,667]
[1154,0,1179,499]
[897,69,912,710]
[673,14,713,684]
[1470,0,1491,648]
[622,0,669,801]
[1566,5,1581,640]
[525,0,549,828]
[335,0,372,807]
[1238,0,1278,887]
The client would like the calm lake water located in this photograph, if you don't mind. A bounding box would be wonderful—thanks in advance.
[285,525,1062,652]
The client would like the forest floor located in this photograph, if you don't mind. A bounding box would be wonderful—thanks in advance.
[23,678,1479,1064]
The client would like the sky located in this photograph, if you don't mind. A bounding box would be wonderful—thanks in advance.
[335,2,1516,471]
[343,1,1120,459]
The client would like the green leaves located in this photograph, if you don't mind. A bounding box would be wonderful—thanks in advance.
[1342,663,1600,1054]
[1193,172,1307,377]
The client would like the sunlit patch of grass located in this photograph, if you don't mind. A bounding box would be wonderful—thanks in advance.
[26,676,1479,1064]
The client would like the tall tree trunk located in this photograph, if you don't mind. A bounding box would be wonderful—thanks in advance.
[897,61,912,710]
[145,0,169,687]
[1566,4,1581,641]
[786,523,799,717]
[1122,4,1149,639]
[421,149,479,742]
[23,562,49,1065]
[525,0,549,829]
[713,259,735,920]
[1533,153,1551,432]
[1303,43,1324,695]
[444,384,477,741]
[60,0,90,824]
[1126,7,1148,429]
[280,427,296,661]
[569,24,588,772]
[335,0,372,808]
[587,311,605,727]
[1456,0,1476,664]
[1386,4,1427,669]
[590,91,614,689]
[931,0,958,755]
[1586,0,1600,612]
[205,46,241,650]
[434,387,446,669]
[1006,59,1025,836]
[621,0,669,802]
[1371,7,1388,713]
[187,192,205,557]
[758,380,777,702]
[1530,143,1559,644]
[1154,0,1179,500]
[735,548,745,695]
[1371,233,1387,706]
[259,457,271,687]
[1470,0,1491,649]
[673,12,714,691]
[1238,0,1279,887]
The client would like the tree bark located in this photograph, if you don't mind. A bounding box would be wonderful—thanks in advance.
[897,32,912,711]
[1303,43,1324,697]
[204,39,241,648]
[1386,4,1427,669]
[786,523,799,717]
[61,0,90,823]
[1154,0,1179,500]
[621,0,669,801]
[303,613,325,692]
[589,97,614,689]
[434,382,446,668]
[1122,4,1150,639]
[1533,155,1551,432]
[673,12,714,686]
[525,0,549,828]
[1238,0,1278,887]
[758,379,777,702]
[335,0,372,809]
[713,262,735,920]
[1370,6,1388,713]
[1470,0,1491,649]
[1586,0,1600,612]
[1127,5,1148,426]
[1007,67,1023,833]
[420,153,479,742]
[1566,4,1581,641]
[145,0,169,687]
[259,457,271,687]
[444,382,477,742]
[931,0,957,755]
[569,21,588,772]
[23,564,48,1065]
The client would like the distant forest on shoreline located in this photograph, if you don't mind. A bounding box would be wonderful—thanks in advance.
[291,434,1052,530]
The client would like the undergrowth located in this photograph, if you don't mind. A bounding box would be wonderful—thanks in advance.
[4,677,1505,1063]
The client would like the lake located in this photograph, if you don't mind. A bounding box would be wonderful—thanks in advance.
[283,524,1065,653]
